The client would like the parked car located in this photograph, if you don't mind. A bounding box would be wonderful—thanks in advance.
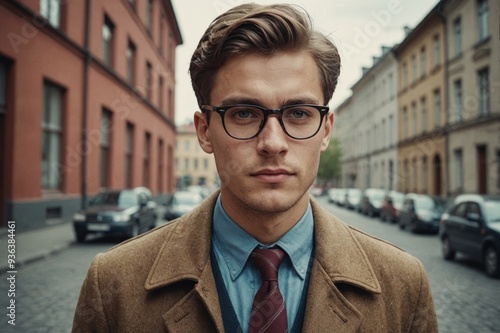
[309,185,324,197]
[380,191,405,223]
[327,188,346,206]
[439,194,500,278]
[164,190,203,220]
[73,187,157,242]
[359,188,386,217]
[344,188,362,211]
[398,194,447,233]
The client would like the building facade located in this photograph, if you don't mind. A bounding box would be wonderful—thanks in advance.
[175,123,218,189]
[444,0,500,195]
[395,4,447,196]
[0,0,182,231]
[334,47,398,191]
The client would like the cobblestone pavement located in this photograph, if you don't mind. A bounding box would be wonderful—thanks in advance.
[319,196,500,333]
[1,238,116,333]
[1,198,499,332]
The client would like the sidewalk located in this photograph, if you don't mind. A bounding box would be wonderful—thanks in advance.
[0,221,75,272]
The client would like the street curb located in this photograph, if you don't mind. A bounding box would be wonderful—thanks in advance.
[1,240,75,273]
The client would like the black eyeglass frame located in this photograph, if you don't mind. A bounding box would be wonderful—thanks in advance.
[201,104,330,140]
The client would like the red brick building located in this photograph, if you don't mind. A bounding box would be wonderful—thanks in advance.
[0,0,182,231]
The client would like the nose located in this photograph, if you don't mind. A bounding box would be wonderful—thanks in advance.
[256,116,289,156]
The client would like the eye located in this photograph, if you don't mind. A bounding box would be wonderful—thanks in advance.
[226,106,261,120]
[284,107,314,119]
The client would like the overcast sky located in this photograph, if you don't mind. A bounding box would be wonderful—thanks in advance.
[170,0,439,125]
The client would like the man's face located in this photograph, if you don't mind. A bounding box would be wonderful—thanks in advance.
[195,51,334,220]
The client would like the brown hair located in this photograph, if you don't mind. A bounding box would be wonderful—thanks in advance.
[189,3,341,108]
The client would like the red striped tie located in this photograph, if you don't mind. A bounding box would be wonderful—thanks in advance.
[249,248,288,333]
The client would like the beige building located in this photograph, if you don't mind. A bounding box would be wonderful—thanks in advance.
[444,0,500,195]
[175,123,218,189]
[395,3,447,195]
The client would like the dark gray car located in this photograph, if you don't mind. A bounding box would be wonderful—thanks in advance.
[439,194,500,278]
[73,187,157,242]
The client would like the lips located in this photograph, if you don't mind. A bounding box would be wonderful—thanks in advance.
[251,168,294,183]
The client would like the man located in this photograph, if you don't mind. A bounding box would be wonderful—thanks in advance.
[73,3,438,332]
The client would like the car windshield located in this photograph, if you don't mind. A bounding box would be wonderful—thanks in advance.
[91,191,138,208]
[369,191,385,200]
[415,197,435,210]
[484,201,500,222]
[173,193,200,205]
[349,190,361,198]
[391,193,405,204]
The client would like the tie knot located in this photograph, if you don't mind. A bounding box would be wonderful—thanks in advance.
[250,247,286,281]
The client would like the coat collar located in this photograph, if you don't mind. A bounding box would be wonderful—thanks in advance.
[144,192,381,332]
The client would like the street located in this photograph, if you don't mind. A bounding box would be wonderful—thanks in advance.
[1,197,499,333]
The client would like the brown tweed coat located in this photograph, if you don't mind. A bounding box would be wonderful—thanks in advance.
[72,193,438,332]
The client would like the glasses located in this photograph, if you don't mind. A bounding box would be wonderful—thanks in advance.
[201,104,329,140]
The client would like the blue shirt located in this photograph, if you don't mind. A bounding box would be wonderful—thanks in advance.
[212,195,314,332]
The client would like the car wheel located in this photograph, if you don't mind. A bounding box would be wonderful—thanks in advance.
[410,220,419,233]
[442,236,456,260]
[399,220,405,230]
[483,246,500,278]
[129,222,140,239]
[75,231,86,243]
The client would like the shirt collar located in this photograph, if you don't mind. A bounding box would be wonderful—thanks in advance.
[212,194,314,281]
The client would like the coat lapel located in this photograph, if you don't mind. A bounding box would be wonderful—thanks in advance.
[142,194,382,333]
[144,192,224,333]
[302,198,382,332]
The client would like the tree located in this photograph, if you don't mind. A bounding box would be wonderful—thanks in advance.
[317,138,342,186]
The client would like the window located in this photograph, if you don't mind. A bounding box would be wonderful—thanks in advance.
[454,80,463,121]
[422,157,428,192]
[184,158,189,170]
[420,47,426,78]
[433,34,440,67]
[389,115,394,145]
[158,139,164,193]
[477,0,489,41]
[0,59,8,114]
[453,17,462,56]
[194,158,199,170]
[404,159,409,192]
[168,89,173,118]
[388,73,394,98]
[125,123,134,188]
[146,62,153,100]
[159,14,165,55]
[454,149,463,190]
[402,63,408,88]
[159,76,164,111]
[204,158,209,171]
[100,109,112,188]
[126,40,136,85]
[412,102,417,136]
[42,82,64,190]
[421,97,427,132]
[403,108,408,139]
[478,68,489,116]
[146,0,153,33]
[40,0,62,28]
[382,119,386,148]
[102,15,115,67]
[411,55,417,84]
[412,159,417,192]
[143,132,151,187]
[433,89,441,128]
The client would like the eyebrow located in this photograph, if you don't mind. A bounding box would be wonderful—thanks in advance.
[220,96,322,107]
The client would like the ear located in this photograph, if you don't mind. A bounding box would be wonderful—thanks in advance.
[320,111,334,152]
[194,111,214,154]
